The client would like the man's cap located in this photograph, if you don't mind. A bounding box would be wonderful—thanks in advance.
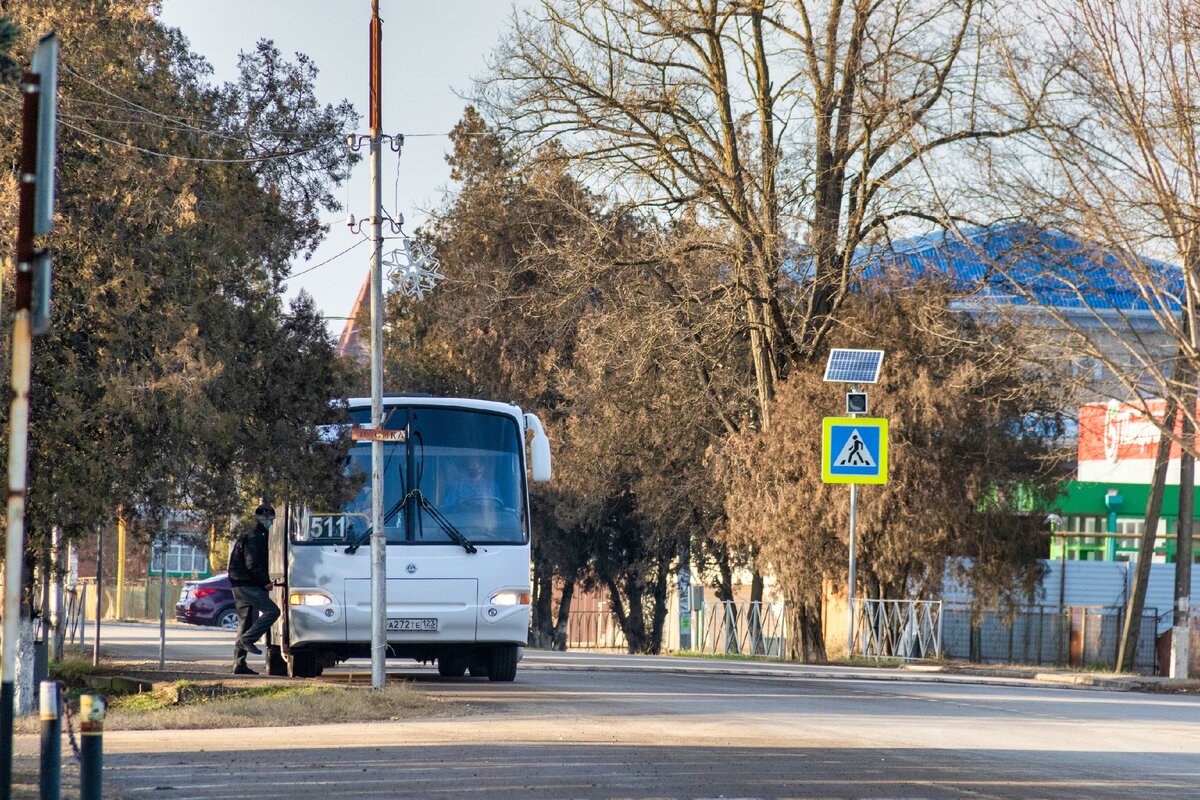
[255,503,276,517]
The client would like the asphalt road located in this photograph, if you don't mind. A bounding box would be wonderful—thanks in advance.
[69,623,1200,799]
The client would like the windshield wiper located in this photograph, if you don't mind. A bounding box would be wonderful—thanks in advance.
[414,492,477,554]
[343,490,477,555]
[343,494,407,554]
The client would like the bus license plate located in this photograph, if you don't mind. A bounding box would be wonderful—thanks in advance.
[387,617,438,632]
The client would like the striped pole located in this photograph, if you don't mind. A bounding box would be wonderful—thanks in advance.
[78,695,105,800]
[38,682,60,800]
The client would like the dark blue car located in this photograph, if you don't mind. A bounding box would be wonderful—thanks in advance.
[175,573,238,630]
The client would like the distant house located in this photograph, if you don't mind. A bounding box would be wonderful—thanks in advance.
[336,270,370,363]
[854,223,1195,564]
[849,222,1180,395]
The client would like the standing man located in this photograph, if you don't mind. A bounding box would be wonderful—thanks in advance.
[229,503,281,675]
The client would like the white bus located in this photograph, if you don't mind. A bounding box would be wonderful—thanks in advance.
[266,397,551,680]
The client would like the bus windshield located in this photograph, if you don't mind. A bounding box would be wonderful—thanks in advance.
[296,406,526,546]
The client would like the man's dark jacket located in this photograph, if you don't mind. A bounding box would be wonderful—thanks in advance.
[229,521,270,587]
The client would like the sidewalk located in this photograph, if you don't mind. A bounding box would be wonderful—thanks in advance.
[900,661,1200,692]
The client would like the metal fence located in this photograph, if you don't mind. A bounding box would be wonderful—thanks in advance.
[564,609,629,652]
[940,603,1159,673]
[852,599,942,660]
[565,601,786,656]
[691,601,787,657]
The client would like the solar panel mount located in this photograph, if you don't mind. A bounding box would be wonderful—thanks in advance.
[823,349,884,384]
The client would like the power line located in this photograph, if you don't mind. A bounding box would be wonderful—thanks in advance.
[59,119,328,164]
[1,78,493,143]
[62,63,219,137]
[288,236,369,279]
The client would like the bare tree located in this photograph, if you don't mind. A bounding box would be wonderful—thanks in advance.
[482,0,1022,420]
[992,0,1200,676]
[479,0,1034,654]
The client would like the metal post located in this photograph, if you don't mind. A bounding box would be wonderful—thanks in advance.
[115,513,126,621]
[845,385,861,659]
[158,537,167,670]
[77,583,87,656]
[1,71,41,800]
[936,600,944,659]
[49,526,61,662]
[847,484,857,657]
[367,0,388,690]
[78,695,104,800]
[1057,539,1066,665]
[92,528,102,668]
[38,681,60,800]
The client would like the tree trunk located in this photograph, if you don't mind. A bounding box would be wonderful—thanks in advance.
[552,577,575,651]
[786,596,828,663]
[529,557,554,649]
[750,569,764,604]
[12,618,36,715]
[607,575,659,654]
[39,549,50,652]
[648,567,670,656]
[1118,396,1177,671]
[624,582,649,653]
[715,556,734,603]
[748,569,766,655]
[50,526,66,662]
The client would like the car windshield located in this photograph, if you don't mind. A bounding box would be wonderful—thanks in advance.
[295,406,526,545]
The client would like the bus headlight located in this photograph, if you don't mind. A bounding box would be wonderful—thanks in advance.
[289,592,333,607]
[489,590,530,606]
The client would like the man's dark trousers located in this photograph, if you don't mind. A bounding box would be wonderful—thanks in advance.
[232,585,280,669]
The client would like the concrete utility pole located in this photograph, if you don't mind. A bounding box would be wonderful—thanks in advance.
[1172,408,1194,679]
[1118,398,1176,672]
[1,34,57,800]
[368,0,388,690]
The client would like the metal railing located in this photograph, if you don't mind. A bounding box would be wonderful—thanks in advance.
[691,601,787,657]
[939,603,1159,673]
[852,599,942,660]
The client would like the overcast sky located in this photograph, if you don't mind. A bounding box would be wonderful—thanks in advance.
[158,1,521,332]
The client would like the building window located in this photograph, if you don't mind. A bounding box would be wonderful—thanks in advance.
[150,539,209,576]
[1114,519,1142,559]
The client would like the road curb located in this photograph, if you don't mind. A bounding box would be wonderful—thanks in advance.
[899,662,1200,692]
[523,662,1126,692]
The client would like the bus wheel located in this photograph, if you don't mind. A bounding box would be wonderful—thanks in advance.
[487,645,518,682]
[266,644,288,677]
[288,651,323,678]
[437,656,467,677]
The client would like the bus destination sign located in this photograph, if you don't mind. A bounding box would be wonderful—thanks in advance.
[351,427,407,443]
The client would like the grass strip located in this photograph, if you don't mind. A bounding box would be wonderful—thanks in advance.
[104,682,432,730]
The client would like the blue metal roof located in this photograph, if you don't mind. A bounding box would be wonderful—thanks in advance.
[840,223,1180,312]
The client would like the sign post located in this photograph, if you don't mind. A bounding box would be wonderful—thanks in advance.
[821,349,886,659]
[823,417,888,656]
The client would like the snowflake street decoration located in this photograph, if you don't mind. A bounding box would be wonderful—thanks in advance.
[385,239,444,301]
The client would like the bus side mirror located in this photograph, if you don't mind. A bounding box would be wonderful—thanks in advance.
[525,413,552,482]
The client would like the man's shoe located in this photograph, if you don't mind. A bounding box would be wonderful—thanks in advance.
[242,641,262,655]
[233,664,258,675]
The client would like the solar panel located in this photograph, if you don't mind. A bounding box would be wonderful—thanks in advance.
[823,349,884,384]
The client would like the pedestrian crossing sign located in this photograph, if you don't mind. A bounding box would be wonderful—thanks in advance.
[822,417,888,484]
